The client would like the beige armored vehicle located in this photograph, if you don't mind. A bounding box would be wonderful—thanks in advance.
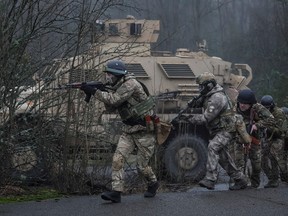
[2,16,253,183]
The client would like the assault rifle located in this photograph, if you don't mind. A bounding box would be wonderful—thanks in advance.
[53,81,108,103]
[172,94,203,123]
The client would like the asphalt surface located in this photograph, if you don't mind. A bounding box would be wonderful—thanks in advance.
[1,182,288,216]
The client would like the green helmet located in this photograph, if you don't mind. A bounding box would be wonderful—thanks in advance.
[103,60,127,76]
[196,72,216,85]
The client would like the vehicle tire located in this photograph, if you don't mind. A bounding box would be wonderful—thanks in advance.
[4,113,64,185]
[164,134,208,183]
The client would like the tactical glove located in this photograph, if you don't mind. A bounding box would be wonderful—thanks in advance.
[95,82,106,91]
[80,84,96,95]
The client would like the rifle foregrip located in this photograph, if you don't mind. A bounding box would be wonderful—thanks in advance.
[84,93,92,103]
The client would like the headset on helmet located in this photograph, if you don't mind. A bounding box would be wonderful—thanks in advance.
[103,60,127,76]
[237,89,257,104]
[260,95,275,109]
[196,72,216,95]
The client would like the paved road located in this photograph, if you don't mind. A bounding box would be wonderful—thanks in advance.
[1,182,288,216]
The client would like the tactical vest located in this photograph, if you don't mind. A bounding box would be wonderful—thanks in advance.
[117,96,155,121]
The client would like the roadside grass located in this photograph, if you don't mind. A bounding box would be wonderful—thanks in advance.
[0,188,63,204]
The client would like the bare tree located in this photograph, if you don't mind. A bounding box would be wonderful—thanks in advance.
[0,0,137,193]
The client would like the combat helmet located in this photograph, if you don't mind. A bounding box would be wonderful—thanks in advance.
[103,60,127,76]
[260,95,275,109]
[281,107,288,115]
[237,89,257,104]
[196,72,216,95]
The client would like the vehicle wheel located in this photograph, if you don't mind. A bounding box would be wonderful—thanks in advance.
[164,134,208,183]
[11,144,48,184]
[4,113,64,184]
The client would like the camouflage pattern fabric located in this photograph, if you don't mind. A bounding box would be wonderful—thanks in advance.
[234,142,261,187]
[112,132,157,192]
[95,73,150,110]
[205,131,244,181]
[262,106,288,182]
[189,84,245,182]
[188,84,228,135]
[235,103,276,187]
[95,73,157,192]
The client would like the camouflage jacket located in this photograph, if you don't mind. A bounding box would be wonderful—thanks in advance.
[269,106,286,138]
[188,84,231,134]
[95,73,154,133]
[236,103,276,139]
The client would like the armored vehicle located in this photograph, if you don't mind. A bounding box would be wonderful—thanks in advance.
[2,15,253,184]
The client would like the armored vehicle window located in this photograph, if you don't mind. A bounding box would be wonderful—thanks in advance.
[159,64,195,78]
[108,23,119,36]
[130,23,142,36]
[126,63,148,78]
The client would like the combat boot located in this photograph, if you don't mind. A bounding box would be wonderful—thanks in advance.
[264,180,279,188]
[199,179,215,190]
[101,190,121,203]
[144,181,160,198]
[229,178,247,190]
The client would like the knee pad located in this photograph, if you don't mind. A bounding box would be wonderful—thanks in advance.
[112,153,124,171]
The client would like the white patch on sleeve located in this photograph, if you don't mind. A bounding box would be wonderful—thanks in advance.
[208,105,215,113]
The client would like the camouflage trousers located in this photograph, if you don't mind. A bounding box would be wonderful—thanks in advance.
[111,131,157,192]
[205,131,244,182]
[262,138,288,182]
[233,142,262,187]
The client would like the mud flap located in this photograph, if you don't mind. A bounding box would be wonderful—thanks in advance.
[156,121,172,145]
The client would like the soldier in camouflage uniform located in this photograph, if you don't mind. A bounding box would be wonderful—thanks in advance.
[185,72,248,190]
[81,60,159,203]
[281,106,288,182]
[235,89,276,188]
[260,96,288,187]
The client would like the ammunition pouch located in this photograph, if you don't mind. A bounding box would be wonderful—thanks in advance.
[118,96,155,121]
[218,111,238,133]
[251,136,260,145]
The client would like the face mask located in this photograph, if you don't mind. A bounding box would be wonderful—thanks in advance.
[198,84,205,93]
[199,80,215,95]
[106,73,116,84]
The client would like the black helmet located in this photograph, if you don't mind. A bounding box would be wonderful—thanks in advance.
[103,60,127,76]
[281,107,288,115]
[260,95,275,109]
[237,89,257,104]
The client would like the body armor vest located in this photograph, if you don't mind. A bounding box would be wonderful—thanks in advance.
[118,96,155,121]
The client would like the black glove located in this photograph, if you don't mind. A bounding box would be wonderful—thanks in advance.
[80,84,96,95]
[188,97,203,108]
[96,83,106,91]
